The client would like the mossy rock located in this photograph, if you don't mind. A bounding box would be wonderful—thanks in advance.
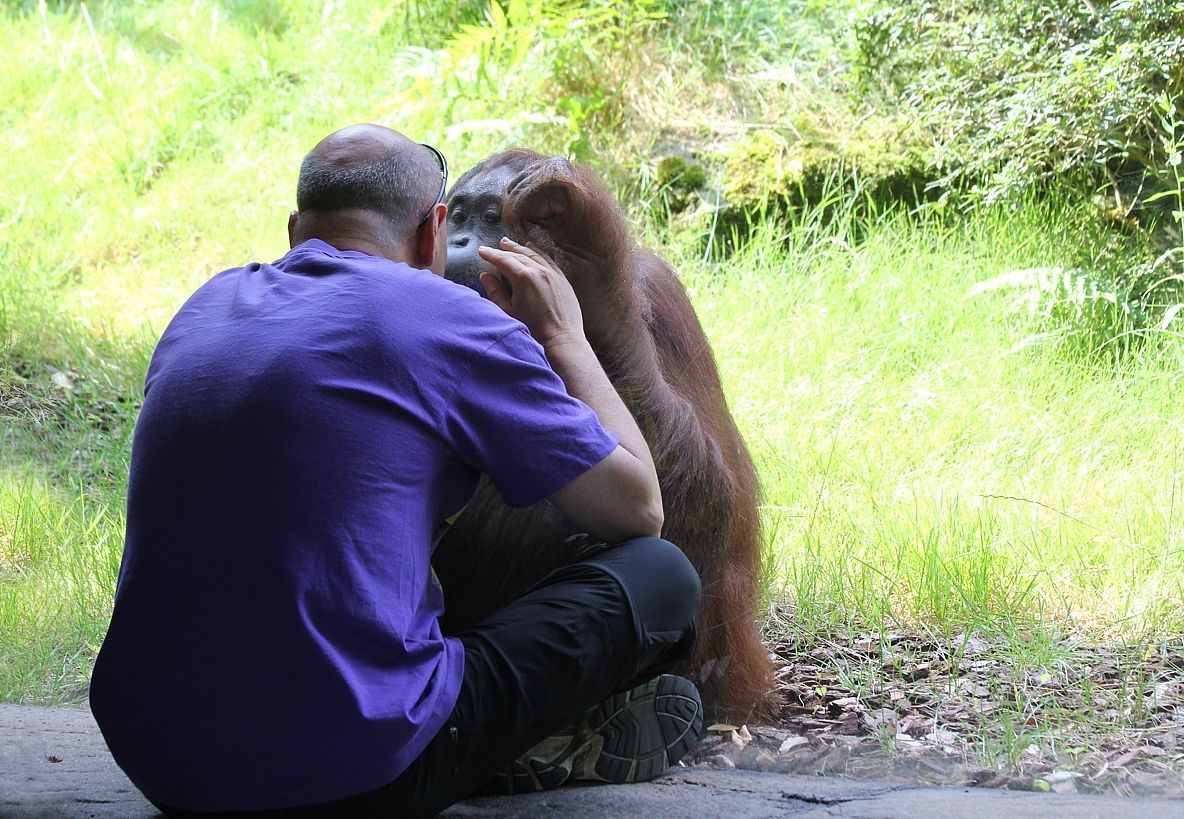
[716,129,800,206]
[654,155,709,213]
[717,118,936,209]
[695,116,940,254]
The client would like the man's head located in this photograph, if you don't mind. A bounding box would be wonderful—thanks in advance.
[288,124,448,275]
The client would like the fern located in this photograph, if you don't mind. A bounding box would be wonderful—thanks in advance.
[970,267,1137,319]
[968,266,1154,357]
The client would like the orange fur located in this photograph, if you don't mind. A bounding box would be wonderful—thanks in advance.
[433,151,779,721]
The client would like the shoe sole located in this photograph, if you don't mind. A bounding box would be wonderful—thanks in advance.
[504,675,704,792]
[583,674,704,783]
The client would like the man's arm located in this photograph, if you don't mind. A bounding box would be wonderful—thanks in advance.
[478,238,663,542]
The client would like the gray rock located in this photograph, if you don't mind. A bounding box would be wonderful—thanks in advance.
[3,705,1181,818]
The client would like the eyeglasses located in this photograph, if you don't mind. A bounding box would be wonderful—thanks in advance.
[418,143,448,227]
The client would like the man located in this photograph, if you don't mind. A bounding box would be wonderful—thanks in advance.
[90,124,704,816]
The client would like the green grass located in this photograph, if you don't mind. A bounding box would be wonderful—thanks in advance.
[0,470,122,702]
[668,199,1184,642]
[2,4,1183,778]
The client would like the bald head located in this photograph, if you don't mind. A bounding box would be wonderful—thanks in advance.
[295,124,442,236]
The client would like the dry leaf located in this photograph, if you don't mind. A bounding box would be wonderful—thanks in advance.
[903,663,931,682]
[728,726,752,750]
[49,369,75,392]
[778,736,809,754]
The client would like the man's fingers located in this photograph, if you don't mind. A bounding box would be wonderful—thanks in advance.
[478,238,582,342]
[522,241,561,273]
[479,271,510,310]
[496,237,562,274]
[477,245,530,282]
[478,241,555,282]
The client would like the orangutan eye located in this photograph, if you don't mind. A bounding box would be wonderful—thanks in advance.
[483,210,502,225]
[449,209,466,225]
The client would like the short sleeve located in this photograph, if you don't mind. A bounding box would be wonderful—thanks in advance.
[441,328,619,507]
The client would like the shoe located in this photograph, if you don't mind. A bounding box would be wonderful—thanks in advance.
[501,674,704,793]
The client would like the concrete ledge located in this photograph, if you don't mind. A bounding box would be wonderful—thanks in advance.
[4,704,1182,818]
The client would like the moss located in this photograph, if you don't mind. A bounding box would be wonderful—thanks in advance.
[718,129,800,205]
[656,155,686,186]
[716,116,936,210]
[655,155,708,213]
[694,115,941,254]
[682,163,707,190]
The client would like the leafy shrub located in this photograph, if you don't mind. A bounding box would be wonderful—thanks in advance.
[392,0,667,164]
[1145,95,1184,253]
[852,0,1184,207]
[657,0,844,71]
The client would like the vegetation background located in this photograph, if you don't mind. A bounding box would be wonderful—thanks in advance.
[2,0,1183,792]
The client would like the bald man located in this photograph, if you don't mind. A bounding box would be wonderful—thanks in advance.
[90,125,704,816]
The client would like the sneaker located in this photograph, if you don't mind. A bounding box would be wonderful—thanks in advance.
[501,674,705,793]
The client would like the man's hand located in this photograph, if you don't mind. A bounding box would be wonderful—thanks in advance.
[478,238,583,348]
[477,238,664,543]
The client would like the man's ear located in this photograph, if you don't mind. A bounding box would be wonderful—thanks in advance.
[415,203,448,276]
[288,211,299,248]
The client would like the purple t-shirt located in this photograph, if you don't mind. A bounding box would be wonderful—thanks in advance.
[89,239,618,811]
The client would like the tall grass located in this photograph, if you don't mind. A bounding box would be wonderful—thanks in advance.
[676,197,1184,640]
[0,472,122,702]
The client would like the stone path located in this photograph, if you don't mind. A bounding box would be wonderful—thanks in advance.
[4,704,1182,818]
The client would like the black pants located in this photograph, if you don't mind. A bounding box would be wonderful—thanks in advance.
[153,537,701,817]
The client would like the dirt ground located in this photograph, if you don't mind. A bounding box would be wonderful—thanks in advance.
[683,609,1184,798]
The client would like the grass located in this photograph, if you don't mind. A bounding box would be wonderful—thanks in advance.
[672,196,1184,640]
[0,472,121,703]
[2,0,1183,783]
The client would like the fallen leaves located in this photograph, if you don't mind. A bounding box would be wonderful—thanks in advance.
[778,736,809,753]
[684,615,1184,797]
